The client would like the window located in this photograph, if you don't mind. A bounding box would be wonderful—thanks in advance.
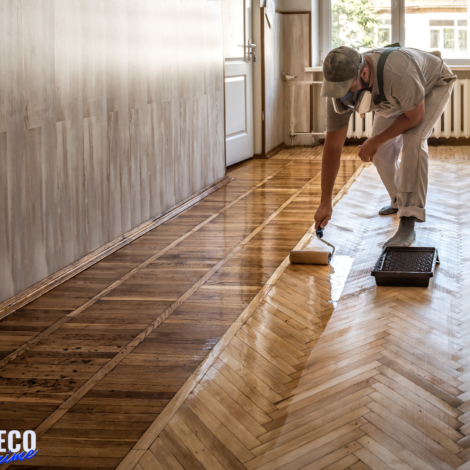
[330,0,391,52]
[444,29,455,49]
[459,20,468,51]
[430,20,454,27]
[378,28,391,45]
[378,18,392,46]
[460,29,468,50]
[405,0,468,61]
[430,30,440,48]
[424,19,467,54]
[323,0,470,64]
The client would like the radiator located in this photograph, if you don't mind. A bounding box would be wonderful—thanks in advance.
[347,78,467,140]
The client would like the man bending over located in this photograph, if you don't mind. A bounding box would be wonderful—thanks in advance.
[314,45,456,246]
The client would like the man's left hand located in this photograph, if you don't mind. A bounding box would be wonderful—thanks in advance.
[358,136,381,163]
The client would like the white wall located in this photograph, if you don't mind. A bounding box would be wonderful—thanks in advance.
[253,0,263,155]
[312,0,320,66]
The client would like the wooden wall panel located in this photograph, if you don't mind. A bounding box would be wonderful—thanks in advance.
[282,13,311,142]
[222,0,245,59]
[263,11,311,152]
[0,0,226,303]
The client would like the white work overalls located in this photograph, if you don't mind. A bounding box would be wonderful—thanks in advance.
[372,80,454,222]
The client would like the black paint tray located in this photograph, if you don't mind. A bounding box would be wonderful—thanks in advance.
[371,247,439,287]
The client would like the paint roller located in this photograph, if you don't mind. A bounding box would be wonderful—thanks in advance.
[289,228,335,265]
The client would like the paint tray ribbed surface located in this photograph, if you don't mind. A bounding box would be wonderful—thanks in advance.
[371,247,439,287]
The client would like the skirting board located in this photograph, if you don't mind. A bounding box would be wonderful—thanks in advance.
[427,137,470,146]
[254,142,286,159]
[330,137,470,146]
[0,175,233,321]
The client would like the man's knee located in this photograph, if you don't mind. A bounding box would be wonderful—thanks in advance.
[373,139,401,167]
[402,133,428,156]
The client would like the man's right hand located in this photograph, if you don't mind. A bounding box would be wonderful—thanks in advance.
[315,201,333,230]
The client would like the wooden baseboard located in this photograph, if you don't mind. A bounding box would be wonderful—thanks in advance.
[427,137,470,146]
[286,144,322,148]
[266,142,286,158]
[331,137,470,147]
[227,144,286,170]
[0,176,233,320]
[226,157,255,172]
[254,142,286,159]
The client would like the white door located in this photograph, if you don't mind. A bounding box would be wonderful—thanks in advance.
[223,0,254,166]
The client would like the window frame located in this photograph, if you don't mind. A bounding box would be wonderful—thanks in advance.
[321,0,470,65]
[430,29,441,49]
[459,28,468,52]
[443,28,455,50]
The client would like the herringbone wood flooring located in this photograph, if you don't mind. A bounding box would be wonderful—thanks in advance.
[0,146,361,469]
[125,154,470,470]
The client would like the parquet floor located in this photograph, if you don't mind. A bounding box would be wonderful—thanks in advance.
[0,145,362,469]
[122,146,470,470]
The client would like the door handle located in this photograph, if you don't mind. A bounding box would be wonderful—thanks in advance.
[245,39,256,62]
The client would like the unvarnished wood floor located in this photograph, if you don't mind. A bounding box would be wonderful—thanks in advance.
[123,146,470,470]
[0,146,361,469]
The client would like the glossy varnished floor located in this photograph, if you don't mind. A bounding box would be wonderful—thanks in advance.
[0,146,361,469]
[123,146,470,470]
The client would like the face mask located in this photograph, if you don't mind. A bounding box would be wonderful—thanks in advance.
[332,89,372,116]
[356,90,372,117]
[332,92,354,114]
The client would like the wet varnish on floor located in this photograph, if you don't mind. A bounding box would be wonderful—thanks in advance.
[0,146,361,469]
[123,146,470,470]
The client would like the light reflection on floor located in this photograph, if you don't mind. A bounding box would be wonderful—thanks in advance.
[328,255,355,307]
[303,234,355,308]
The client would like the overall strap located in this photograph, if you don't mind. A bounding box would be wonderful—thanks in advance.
[374,45,401,105]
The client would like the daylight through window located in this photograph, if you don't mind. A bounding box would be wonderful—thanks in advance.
[405,1,469,59]
[329,0,470,60]
[331,0,391,52]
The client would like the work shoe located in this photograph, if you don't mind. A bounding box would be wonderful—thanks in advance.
[379,205,398,216]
